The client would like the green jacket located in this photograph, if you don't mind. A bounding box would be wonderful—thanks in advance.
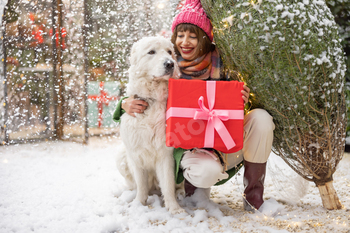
[112,96,128,124]
[112,97,243,185]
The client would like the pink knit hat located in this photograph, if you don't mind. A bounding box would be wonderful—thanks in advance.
[171,0,213,41]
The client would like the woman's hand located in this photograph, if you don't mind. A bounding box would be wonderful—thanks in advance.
[241,85,250,105]
[122,96,149,117]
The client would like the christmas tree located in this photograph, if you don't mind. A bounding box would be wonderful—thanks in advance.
[201,0,347,209]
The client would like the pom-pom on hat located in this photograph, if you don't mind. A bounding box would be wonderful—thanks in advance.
[171,0,213,41]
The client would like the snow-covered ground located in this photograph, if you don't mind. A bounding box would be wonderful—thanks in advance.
[0,136,349,233]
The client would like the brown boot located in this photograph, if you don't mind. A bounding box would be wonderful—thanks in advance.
[243,160,266,211]
[184,179,197,197]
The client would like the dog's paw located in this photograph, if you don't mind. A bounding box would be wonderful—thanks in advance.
[167,202,186,215]
[175,188,185,201]
[135,194,148,206]
[169,206,186,215]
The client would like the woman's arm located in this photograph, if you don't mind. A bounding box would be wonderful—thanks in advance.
[112,97,128,123]
[122,96,149,117]
[112,96,149,123]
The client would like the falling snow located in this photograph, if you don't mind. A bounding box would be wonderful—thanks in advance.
[0,0,349,232]
[0,0,177,143]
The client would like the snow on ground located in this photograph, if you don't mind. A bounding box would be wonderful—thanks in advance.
[0,136,349,233]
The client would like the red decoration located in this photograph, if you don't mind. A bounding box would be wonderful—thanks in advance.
[32,27,44,44]
[88,82,119,128]
[49,28,67,50]
[176,0,186,10]
[166,79,245,153]
[29,13,44,47]
[29,13,35,22]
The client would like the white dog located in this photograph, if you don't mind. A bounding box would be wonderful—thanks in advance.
[116,36,185,214]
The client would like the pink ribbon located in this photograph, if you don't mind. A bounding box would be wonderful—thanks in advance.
[166,81,244,150]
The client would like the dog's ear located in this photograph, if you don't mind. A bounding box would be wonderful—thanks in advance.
[129,42,139,65]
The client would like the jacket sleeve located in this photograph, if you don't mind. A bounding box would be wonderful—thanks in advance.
[112,96,129,124]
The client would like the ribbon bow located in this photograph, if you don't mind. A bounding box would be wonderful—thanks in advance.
[193,81,236,150]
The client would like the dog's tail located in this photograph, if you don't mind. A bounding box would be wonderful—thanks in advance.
[116,143,136,190]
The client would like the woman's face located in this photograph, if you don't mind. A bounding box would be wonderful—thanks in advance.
[175,30,198,61]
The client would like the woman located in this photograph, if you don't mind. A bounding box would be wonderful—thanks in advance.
[113,0,275,212]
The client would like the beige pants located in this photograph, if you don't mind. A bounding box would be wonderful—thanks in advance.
[181,108,275,188]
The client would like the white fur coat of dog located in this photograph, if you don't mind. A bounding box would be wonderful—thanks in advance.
[116,36,184,214]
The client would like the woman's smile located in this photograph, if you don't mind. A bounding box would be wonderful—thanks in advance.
[180,47,195,54]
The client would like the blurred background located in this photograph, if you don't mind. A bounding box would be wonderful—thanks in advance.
[0,0,181,144]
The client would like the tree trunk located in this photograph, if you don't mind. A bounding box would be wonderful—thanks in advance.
[317,181,342,210]
[56,0,64,140]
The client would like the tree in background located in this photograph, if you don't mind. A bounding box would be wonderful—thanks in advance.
[326,0,350,136]
[201,0,346,209]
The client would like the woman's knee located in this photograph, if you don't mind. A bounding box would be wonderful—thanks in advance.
[181,155,228,188]
[245,108,275,133]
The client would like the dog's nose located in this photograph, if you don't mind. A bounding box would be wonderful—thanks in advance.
[164,60,174,70]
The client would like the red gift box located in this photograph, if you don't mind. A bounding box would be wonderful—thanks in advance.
[166,79,244,153]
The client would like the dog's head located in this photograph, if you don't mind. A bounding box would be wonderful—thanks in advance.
[129,36,180,81]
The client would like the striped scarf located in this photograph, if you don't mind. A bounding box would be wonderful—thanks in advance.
[177,47,223,80]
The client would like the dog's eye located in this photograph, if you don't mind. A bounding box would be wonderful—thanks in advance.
[168,50,172,55]
[148,50,156,55]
